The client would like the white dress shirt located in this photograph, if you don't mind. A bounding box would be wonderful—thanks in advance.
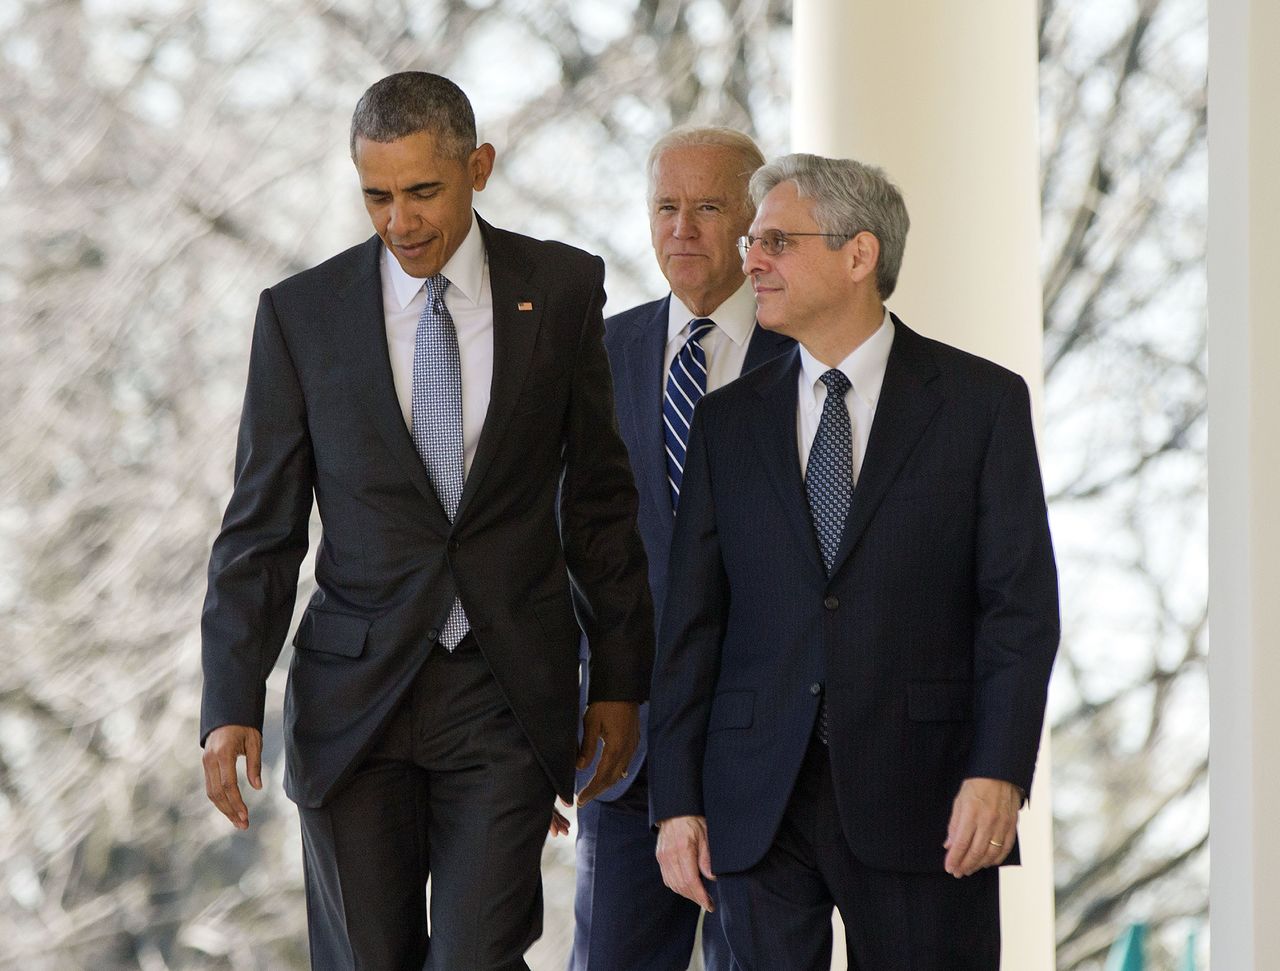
[797,310,895,485]
[663,281,757,394]
[382,212,492,477]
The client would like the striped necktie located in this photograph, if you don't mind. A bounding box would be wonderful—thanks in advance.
[663,318,716,512]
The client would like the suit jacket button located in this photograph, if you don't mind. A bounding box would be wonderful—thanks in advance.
[448,539,460,553]
[824,595,839,610]
[809,682,822,695]
[428,628,439,641]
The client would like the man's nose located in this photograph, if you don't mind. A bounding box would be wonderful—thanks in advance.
[742,238,767,274]
[387,200,417,237]
[672,208,697,239]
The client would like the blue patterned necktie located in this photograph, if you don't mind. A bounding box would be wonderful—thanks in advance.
[411,274,469,650]
[806,368,852,745]
[664,318,716,512]
[806,369,853,575]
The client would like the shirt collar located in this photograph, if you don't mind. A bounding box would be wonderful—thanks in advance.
[383,211,486,311]
[666,280,756,346]
[798,309,895,409]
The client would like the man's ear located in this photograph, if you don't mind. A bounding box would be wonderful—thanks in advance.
[470,143,496,191]
[847,231,880,288]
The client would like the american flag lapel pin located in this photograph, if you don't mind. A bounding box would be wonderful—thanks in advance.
[517,300,534,311]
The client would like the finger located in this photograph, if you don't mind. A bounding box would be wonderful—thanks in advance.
[663,846,712,910]
[685,854,714,911]
[202,753,234,822]
[576,718,602,770]
[206,751,247,829]
[577,748,628,806]
[944,815,973,875]
[220,754,250,829]
[957,828,994,876]
[699,832,716,883]
[246,731,263,790]
[548,810,570,837]
[987,823,1016,867]
[576,764,615,805]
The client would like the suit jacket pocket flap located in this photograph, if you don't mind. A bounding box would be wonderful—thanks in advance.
[293,608,371,658]
[907,681,973,721]
[707,690,754,732]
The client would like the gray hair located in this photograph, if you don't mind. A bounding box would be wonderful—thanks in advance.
[749,153,910,299]
[350,72,477,161]
[646,127,765,213]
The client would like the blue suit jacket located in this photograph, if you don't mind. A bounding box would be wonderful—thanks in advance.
[577,295,793,800]
[648,317,1059,874]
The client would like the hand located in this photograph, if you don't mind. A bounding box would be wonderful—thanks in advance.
[656,815,715,911]
[943,777,1022,876]
[549,797,573,838]
[202,725,263,830]
[575,701,640,805]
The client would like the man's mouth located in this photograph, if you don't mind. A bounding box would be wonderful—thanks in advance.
[393,238,434,256]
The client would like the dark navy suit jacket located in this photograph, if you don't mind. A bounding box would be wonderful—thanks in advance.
[648,317,1059,874]
[577,294,792,801]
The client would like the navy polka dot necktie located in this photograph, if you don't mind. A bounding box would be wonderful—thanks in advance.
[411,274,469,650]
[806,368,852,746]
[806,368,853,576]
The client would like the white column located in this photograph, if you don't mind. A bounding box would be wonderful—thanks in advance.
[1208,0,1280,967]
[791,3,1054,969]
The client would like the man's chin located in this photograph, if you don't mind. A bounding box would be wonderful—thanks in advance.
[389,242,441,278]
[753,310,787,332]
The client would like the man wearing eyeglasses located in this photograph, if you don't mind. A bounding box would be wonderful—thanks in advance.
[648,154,1059,970]
[568,128,791,971]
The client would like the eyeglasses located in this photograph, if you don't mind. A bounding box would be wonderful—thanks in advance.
[737,230,852,258]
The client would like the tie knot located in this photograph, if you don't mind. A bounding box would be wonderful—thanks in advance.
[424,274,451,306]
[820,368,851,398]
[688,318,716,342]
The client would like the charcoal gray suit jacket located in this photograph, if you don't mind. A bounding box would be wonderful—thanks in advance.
[201,217,654,808]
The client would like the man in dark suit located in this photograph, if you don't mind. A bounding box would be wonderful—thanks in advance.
[569,128,791,971]
[649,153,1059,970]
[199,72,653,971]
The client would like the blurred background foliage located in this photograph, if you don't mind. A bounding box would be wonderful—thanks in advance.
[0,0,1205,967]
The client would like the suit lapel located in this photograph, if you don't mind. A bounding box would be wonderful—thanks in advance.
[622,297,674,526]
[454,219,543,524]
[341,236,452,529]
[741,324,794,375]
[828,319,943,577]
[746,349,826,576]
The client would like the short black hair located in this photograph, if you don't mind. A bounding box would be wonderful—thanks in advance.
[349,72,477,161]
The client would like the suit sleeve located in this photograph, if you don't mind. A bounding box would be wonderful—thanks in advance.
[558,256,655,703]
[199,288,314,744]
[647,403,729,823]
[966,375,1060,793]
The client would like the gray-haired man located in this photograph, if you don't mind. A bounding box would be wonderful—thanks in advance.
[649,153,1059,969]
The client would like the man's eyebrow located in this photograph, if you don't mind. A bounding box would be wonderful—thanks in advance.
[652,195,730,205]
[362,181,445,195]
